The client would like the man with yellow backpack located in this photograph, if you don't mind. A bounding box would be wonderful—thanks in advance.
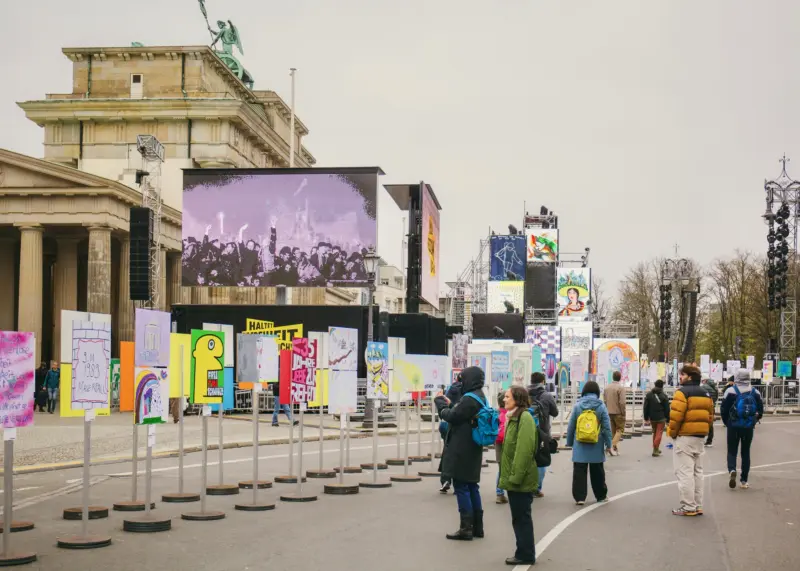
[565,381,614,505]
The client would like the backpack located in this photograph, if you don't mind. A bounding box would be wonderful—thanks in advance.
[528,397,547,429]
[463,393,500,447]
[575,408,600,444]
[729,386,758,429]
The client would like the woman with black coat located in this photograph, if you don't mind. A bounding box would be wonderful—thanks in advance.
[435,366,486,541]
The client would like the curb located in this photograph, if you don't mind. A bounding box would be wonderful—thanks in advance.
[3,428,434,476]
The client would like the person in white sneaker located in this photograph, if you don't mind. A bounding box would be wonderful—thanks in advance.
[720,369,763,490]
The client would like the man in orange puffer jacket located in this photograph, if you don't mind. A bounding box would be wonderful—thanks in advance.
[668,364,714,517]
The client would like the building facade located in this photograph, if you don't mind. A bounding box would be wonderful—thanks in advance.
[3,44,355,364]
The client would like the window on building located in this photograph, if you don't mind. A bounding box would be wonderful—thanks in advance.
[131,74,144,99]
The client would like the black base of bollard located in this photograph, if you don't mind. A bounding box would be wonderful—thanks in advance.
[324,483,360,495]
[274,476,307,484]
[333,466,363,474]
[0,551,37,565]
[279,493,318,503]
[56,535,112,550]
[63,507,108,521]
[0,521,35,533]
[180,511,226,521]
[162,493,200,503]
[390,474,422,483]
[306,470,336,479]
[206,485,240,496]
[359,481,393,489]
[113,501,156,512]
[122,517,172,533]
[238,480,273,490]
[234,502,276,512]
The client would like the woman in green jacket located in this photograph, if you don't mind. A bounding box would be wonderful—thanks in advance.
[499,385,539,566]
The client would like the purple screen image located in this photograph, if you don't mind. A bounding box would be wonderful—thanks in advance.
[182,169,378,287]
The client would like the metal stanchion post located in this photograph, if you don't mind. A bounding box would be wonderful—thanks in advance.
[163,345,199,503]
[181,409,225,521]
[0,436,36,564]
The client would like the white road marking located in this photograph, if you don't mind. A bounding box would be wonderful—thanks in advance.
[525,459,800,569]
[0,477,106,516]
[0,487,40,494]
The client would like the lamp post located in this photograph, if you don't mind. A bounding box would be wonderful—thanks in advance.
[362,248,380,427]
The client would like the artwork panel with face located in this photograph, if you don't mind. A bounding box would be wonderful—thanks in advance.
[556,268,591,321]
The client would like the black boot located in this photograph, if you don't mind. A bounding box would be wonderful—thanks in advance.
[446,511,473,540]
[473,509,484,538]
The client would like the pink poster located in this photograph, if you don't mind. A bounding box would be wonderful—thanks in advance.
[290,338,317,404]
[0,331,35,428]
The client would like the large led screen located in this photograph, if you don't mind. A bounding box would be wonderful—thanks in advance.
[182,168,379,287]
[420,183,441,309]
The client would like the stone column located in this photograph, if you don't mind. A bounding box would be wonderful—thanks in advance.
[17,225,44,363]
[53,238,79,362]
[0,239,16,332]
[87,225,112,315]
[117,237,134,343]
[168,253,183,308]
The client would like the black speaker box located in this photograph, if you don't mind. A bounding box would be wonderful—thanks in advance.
[130,207,152,301]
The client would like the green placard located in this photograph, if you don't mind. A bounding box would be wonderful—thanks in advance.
[189,329,225,404]
[777,360,792,378]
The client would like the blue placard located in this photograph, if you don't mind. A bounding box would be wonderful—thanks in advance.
[490,235,526,281]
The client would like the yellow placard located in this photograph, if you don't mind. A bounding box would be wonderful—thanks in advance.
[169,333,191,399]
[244,319,303,351]
[59,364,110,417]
[307,369,329,408]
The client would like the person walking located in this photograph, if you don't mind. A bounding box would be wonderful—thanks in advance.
[701,376,720,447]
[44,361,60,414]
[643,379,671,456]
[721,369,763,490]
[499,386,538,566]
[271,382,298,427]
[603,371,626,455]
[566,381,612,505]
[438,372,465,494]
[668,364,714,516]
[527,371,558,497]
[495,390,508,504]
[435,366,486,541]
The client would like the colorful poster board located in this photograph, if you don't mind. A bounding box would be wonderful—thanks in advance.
[746,355,755,371]
[168,334,191,399]
[512,358,527,386]
[329,369,358,414]
[237,334,279,389]
[526,326,561,368]
[289,338,317,404]
[134,367,169,424]
[490,235,525,281]
[525,228,558,262]
[134,308,171,368]
[393,354,448,392]
[487,281,524,313]
[0,331,35,428]
[189,330,225,404]
[329,327,358,371]
[452,334,468,369]
[490,351,511,388]
[110,358,121,406]
[763,360,774,383]
[365,342,389,400]
[420,183,441,309]
[470,355,487,371]
[556,268,591,321]
[593,338,640,387]
[119,341,135,412]
[561,322,593,361]
[71,320,111,411]
[710,361,723,382]
[244,319,303,351]
[700,354,710,375]
[777,360,792,378]
[203,323,234,368]
[59,310,111,366]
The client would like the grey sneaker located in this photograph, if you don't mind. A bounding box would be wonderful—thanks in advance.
[729,471,737,489]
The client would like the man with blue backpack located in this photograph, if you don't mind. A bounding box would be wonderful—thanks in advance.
[721,369,764,490]
[435,366,498,541]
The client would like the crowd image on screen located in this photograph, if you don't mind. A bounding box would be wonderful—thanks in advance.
[182,223,370,287]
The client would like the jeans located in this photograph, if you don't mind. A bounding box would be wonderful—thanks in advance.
[572,462,607,502]
[651,421,665,449]
[537,466,546,492]
[727,427,754,482]
[674,436,704,511]
[47,388,58,413]
[272,404,293,424]
[453,480,482,513]
[508,491,535,562]
[706,422,715,445]
[496,442,504,495]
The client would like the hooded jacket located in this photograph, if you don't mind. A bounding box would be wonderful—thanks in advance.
[700,378,719,404]
[499,410,539,493]
[668,380,714,438]
[435,366,485,484]
[526,383,559,435]
[643,386,670,423]
[566,394,613,464]
[720,377,764,428]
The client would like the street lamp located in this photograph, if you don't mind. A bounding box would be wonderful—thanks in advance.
[362,247,380,427]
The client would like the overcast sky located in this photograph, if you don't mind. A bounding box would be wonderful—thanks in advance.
[2,1,799,299]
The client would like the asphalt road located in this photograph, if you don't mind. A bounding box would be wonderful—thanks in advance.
[2,418,799,570]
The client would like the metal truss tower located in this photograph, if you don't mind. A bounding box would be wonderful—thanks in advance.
[660,258,696,361]
[444,234,491,336]
[136,135,165,309]
[764,156,800,359]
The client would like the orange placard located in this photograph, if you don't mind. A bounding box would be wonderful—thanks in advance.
[120,341,135,412]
